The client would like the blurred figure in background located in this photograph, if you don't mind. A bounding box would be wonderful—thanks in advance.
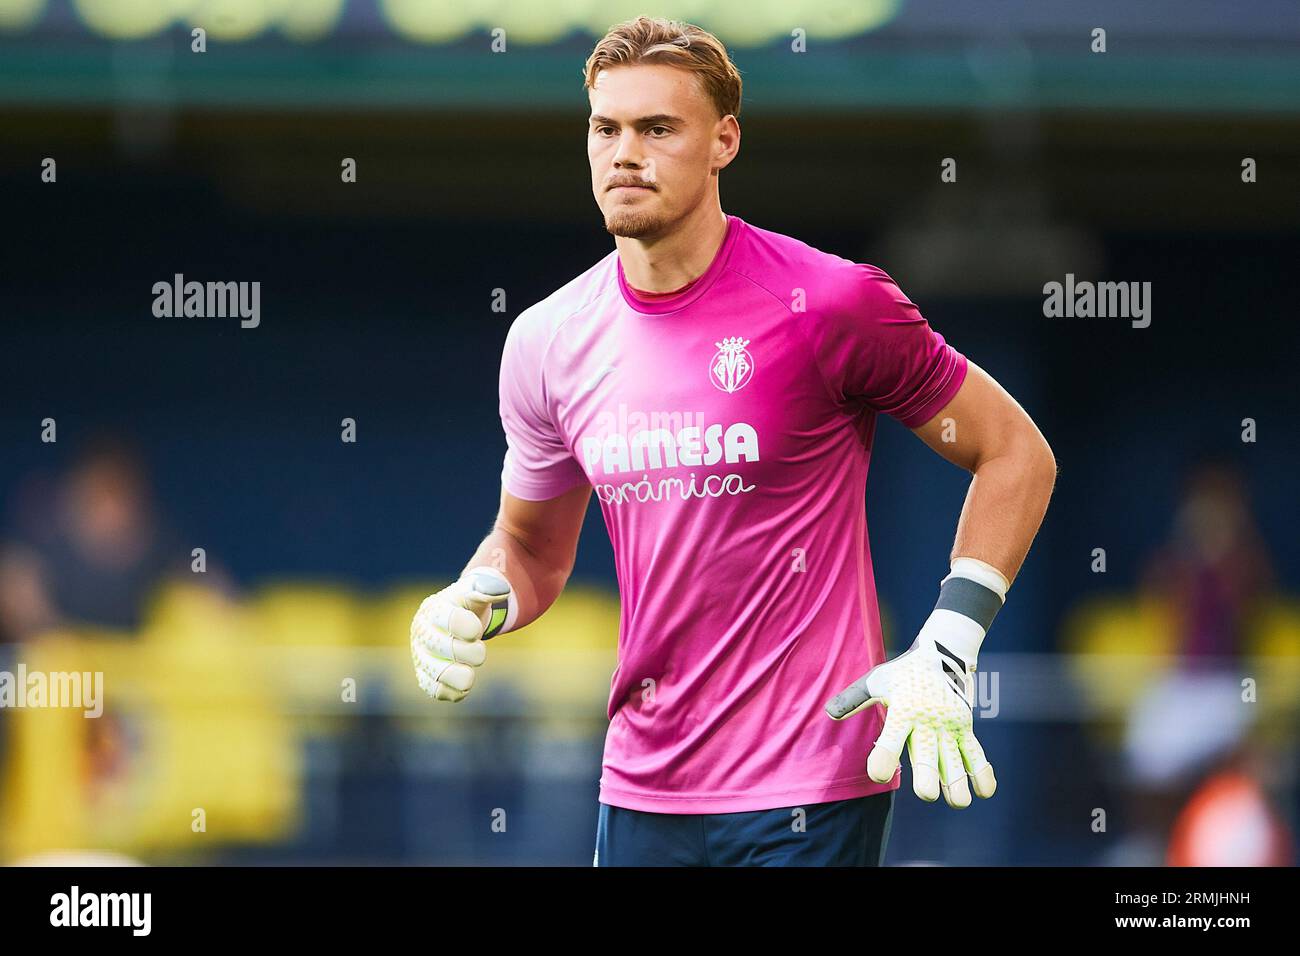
[1166,754,1292,867]
[0,435,189,642]
[1110,459,1287,865]
[1141,459,1275,667]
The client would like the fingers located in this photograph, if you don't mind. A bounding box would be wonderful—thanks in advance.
[825,672,877,720]
[958,727,998,799]
[412,646,476,702]
[907,726,941,801]
[416,667,469,702]
[938,731,971,809]
[417,594,485,643]
[412,580,499,701]
[865,706,909,783]
[417,626,486,667]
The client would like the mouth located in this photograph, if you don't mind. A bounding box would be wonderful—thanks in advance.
[610,184,653,192]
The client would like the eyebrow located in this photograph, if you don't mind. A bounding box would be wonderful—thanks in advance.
[589,114,686,127]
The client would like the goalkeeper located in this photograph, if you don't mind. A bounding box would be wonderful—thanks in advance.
[411,16,1056,866]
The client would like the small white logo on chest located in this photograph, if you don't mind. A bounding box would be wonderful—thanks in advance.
[578,364,618,396]
[710,336,753,393]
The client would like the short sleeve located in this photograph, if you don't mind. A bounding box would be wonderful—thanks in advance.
[498,311,589,501]
[807,263,967,427]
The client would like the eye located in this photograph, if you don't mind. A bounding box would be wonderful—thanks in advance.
[648,126,671,137]
[594,126,616,137]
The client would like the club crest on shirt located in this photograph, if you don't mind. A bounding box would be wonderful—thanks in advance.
[710,336,754,393]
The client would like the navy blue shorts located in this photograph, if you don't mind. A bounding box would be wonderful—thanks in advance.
[594,791,895,867]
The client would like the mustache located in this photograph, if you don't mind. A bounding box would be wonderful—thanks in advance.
[606,178,657,190]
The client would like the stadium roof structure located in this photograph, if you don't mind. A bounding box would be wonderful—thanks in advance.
[1,0,1298,114]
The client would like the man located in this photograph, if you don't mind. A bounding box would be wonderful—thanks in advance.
[411,16,1056,866]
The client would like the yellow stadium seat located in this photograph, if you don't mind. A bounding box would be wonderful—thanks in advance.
[1060,596,1178,747]
[0,632,299,861]
[139,579,254,646]
[251,583,364,646]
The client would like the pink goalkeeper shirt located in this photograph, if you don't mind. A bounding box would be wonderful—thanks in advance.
[498,214,967,813]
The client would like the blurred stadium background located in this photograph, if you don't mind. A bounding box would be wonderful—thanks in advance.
[1,0,1298,865]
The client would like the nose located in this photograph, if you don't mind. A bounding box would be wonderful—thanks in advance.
[611,128,644,171]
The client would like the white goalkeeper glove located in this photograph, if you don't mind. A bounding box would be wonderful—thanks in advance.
[410,566,513,702]
[826,557,1007,809]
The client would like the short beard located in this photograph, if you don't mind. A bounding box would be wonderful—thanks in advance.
[603,206,669,240]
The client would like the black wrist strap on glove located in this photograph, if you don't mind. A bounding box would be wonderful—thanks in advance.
[934,575,1004,632]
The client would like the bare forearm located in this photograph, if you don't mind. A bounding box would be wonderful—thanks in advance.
[460,524,570,630]
[951,440,1056,584]
[456,484,590,632]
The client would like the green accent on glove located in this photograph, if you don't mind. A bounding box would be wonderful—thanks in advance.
[482,602,509,640]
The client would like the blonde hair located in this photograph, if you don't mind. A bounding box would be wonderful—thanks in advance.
[583,16,742,119]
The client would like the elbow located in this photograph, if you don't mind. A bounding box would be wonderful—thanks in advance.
[977,424,1057,487]
[990,425,1056,491]
[1031,435,1058,495]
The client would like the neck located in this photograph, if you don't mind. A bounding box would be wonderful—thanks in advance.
[615,204,728,293]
